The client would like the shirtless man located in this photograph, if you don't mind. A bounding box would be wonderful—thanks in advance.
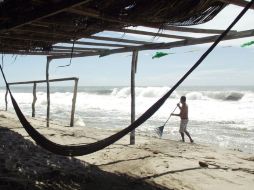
[171,96,194,143]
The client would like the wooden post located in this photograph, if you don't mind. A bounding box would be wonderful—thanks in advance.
[130,50,138,145]
[32,82,37,117]
[70,78,78,127]
[46,57,51,127]
[5,86,8,111]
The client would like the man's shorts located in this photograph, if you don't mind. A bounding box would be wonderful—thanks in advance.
[179,119,188,133]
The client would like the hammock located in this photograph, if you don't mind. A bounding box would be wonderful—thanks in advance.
[1,0,253,156]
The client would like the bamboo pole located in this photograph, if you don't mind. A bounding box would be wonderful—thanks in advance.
[130,50,138,145]
[5,86,8,111]
[70,78,78,127]
[32,82,37,117]
[46,57,51,127]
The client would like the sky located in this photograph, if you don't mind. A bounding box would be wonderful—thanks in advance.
[1,3,254,87]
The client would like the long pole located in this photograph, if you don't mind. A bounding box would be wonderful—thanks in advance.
[130,50,138,145]
[32,82,37,117]
[70,78,78,126]
[46,57,51,127]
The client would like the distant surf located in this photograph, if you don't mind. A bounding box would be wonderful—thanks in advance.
[0,85,253,153]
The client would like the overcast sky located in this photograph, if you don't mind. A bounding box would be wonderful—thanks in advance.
[1,3,254,87]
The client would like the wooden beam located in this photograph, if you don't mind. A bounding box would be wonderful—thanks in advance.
[1,51,61,56]
[110,28,194,40]
[52,45,109,51]
[50,29,254,59]
[0,0,93,32]
[160,26,237,34]
[8,77,79,85]
[219,0,254,10]
[70,41,133,48]
[88,35,152,44]
[0,34,131,48]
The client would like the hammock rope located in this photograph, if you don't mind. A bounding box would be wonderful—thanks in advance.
[0,0,253,156]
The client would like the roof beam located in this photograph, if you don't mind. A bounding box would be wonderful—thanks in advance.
[1,51,63,56]
[160,26,237,34]
[0,0,92,32]
[219,0,254,10]
[14,26,151,45]
[0,34,133,48]
[50,29,254,59]
[87,35,152,45]
[68,41,133,48]
[52,46,109,51]
[109,28,194,40]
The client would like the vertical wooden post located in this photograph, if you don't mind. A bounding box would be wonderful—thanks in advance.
[46,57,51,127]
[130,50,138,145]
[32,82,37,117]
[70,78,78,127]
[5,86,8,111]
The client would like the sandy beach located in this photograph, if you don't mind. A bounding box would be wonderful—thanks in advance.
[0,110,253,190]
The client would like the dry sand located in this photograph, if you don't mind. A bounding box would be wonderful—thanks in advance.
[0,111,253,190]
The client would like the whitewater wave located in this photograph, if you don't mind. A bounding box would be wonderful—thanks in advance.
[0,86,253,152]
[110,87,249,101]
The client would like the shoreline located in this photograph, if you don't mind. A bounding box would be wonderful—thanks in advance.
[0,111,253,190]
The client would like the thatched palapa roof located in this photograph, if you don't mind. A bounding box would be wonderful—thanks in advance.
[0,0,253,59]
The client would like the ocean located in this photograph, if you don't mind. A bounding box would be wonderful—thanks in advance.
[0,85,253,153]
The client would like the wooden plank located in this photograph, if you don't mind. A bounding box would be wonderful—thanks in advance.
[0,33,134,48]
[160,26,237,34]
[88,35,151,44]
[0,0,93,32]
[50,29,254,59]
[53,45,109,51]
[5,25,156,46]
[111,28,194,40]
[219,0,254,10]
[1,51,60,56]
[70,41,133,48]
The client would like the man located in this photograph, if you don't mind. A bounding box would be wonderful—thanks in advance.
[171,96,194,143]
